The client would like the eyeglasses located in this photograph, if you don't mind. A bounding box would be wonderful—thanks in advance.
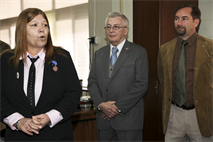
[104,25,127,31]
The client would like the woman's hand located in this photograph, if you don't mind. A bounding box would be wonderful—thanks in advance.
[30,114,51,130]
[16,118,39,135]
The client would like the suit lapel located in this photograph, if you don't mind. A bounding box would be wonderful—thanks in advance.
[167,38,177,85]
[36,62,52,105]
[15,60,53,110]
[193,35,206,84]
[110,40,131,81]
[15,60,32,106]
[101,45,110,83]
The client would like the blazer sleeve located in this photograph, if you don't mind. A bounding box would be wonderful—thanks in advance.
[0,41,11,53]
[157,47,164,88]
[53,51,82,122]
[0,53,16,122]
[115,48,149,114]
[87,51,104,110]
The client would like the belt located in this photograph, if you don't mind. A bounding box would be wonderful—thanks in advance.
[171,101,195,110]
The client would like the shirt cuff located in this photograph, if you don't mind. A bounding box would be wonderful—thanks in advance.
[3,113,24,130]
[114,104,121,113]
[46,109,63,128]
[97,104,101,110]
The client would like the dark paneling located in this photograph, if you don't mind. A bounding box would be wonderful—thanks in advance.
[133,1,162,141]
[71,109,97,141]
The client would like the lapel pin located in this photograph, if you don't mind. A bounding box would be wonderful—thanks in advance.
[17,72,19,79]
[51,60,58,72]
[126,47,129,50]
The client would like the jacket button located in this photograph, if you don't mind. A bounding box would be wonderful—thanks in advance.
[106,89,108,92]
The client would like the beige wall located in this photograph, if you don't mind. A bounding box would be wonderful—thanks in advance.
[199,0,213,39]
[88,0,133,53]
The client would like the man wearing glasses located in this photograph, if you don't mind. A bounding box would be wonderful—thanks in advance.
[88,12,149,141]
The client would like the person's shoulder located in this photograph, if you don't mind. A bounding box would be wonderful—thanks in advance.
[54,46,69,54]
[197,34,213,44]
[158,37,178,53]
[127,41,147,53]
[0,49,14,59]
[94,44,110,55]
[161,37,177,48]
[0,40,11,52]
[129,41,144,49]
[0,50,14,67]
[54,46,71,58]
[0,40,10,49]
[97,44,109,51]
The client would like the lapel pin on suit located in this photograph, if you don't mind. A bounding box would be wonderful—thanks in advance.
[17,72,19,79]
[126,47,129,50]
[51,60,58,72]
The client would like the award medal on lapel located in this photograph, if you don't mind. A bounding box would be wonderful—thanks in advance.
[17,72,19,79]
[51,60,58,72]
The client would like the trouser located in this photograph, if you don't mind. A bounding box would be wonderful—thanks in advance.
[165,104,213,142]
[99,127,143,142]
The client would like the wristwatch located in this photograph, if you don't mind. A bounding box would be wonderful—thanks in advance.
[13,119,21,130]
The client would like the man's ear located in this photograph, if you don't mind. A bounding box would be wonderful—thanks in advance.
[124,27,129,36]
[194,19,200,28]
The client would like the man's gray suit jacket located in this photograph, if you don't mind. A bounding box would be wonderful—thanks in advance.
[88,40,149,130]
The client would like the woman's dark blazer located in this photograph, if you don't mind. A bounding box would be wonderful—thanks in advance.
[0,47,82,141]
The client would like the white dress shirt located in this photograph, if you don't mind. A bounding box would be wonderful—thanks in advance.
[110,38,126,58]
[3,49,63,130]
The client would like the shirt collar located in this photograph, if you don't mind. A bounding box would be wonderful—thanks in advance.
[110,39,126,52]
[177,32,197,47]
[20,48,46,62]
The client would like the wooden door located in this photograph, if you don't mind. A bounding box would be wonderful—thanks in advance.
[133,1,162,141]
